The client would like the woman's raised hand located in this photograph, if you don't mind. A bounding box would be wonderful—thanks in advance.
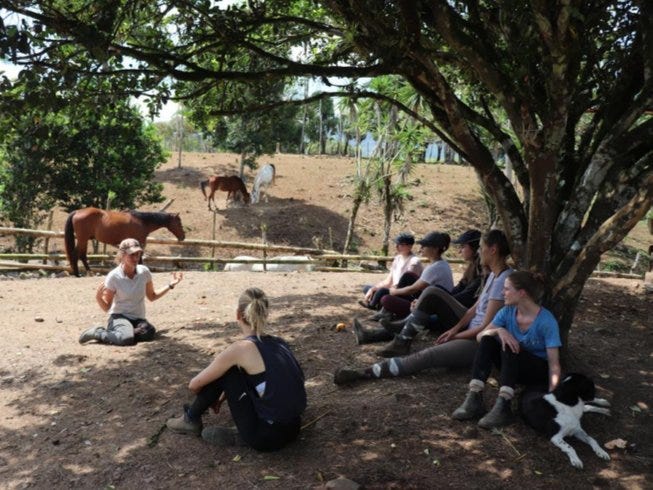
[169,271,183,287]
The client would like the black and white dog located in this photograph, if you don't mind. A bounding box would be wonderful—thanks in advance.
[520,373,611,469]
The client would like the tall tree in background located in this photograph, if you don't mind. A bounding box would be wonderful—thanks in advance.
[0,1,651,343]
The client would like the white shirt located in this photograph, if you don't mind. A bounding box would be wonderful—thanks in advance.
[105,264,152,319]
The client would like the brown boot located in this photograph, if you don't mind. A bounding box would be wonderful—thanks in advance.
[377,335,412,358]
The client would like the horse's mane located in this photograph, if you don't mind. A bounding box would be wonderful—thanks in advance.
[128,210,172,225]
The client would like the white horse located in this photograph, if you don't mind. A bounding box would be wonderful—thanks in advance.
[224,254,313,272]
[251,164,276,204]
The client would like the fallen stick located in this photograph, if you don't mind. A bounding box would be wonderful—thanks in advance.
[301,409,333,430]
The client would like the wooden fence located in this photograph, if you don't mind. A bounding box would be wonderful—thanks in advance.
[0,226,465,273]
[0,226,644,279]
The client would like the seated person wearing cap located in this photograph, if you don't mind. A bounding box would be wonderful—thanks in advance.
[353,229,482,346]
[359,232,423,312]
[78,237,183,346]
[377,231,454,320]
[335,229,512,383]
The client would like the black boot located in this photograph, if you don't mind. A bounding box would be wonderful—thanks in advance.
[379,316,407,333]
[353,318,394,345]
[377,335,412,358]
[334,367,369,385]
[451,391,486,420]
[478,396,514,429]
[369,307,393,322]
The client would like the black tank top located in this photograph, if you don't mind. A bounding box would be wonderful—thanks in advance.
[246,335,307,423]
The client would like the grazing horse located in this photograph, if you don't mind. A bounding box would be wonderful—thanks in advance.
[64,208,185,277]
[251,164,276,204]
[200,175,250,210]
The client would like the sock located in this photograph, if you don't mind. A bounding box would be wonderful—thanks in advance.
[368,358,401,378]
[498,386,515,400]
[399,313,426,339]
[184,404,202,422]
[469,379,485,392]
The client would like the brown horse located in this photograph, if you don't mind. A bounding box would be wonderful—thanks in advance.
[64,208,185,277]
[200,175,250,210]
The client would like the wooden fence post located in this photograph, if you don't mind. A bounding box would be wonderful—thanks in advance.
[42,210,54,265]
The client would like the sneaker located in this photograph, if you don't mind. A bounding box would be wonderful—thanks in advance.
[166,413,202,436]
[201,426,245,446]
[79,326,103,344]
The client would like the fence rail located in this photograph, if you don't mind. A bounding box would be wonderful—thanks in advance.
[0,226,643,279]
[0,225,466,273]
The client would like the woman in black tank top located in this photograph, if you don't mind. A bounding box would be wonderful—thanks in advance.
[166,288,306,451]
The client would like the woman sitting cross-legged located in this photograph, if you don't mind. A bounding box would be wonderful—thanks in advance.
[336,229,512,383]
[166,288,307,451]
[451,270,562,429]
[359,232,423,312]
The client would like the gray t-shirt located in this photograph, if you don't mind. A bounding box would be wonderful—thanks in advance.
[419,259,454,292]
[105,264,152,319]
[468,268,513,329]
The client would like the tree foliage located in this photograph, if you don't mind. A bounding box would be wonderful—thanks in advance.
[0,73,166,250]
[0,0,651,340]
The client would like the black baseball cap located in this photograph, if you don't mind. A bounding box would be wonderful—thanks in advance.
[394,232,415,245]
[417,231,450,249]
[453,229,482,245]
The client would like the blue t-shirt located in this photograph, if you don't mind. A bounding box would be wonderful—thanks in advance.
[492,305,562,359]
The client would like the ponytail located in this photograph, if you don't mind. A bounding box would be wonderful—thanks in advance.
[237,287,269,337]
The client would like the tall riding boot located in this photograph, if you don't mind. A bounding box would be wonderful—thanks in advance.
[353,318,394,345]
[477,396,514,429]
[377,335,412,358]
[369,307,393,322]
[379,316,407,333]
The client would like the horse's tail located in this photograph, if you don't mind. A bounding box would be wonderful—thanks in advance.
[64,211,79,277]
[200,179,209,200]
[241,180,251,204]
[270,163,276,185]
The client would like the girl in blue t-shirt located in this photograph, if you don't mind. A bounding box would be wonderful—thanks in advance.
[451,271,562,430]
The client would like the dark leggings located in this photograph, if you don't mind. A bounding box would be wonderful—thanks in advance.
[414,286,468,329]
[471,336,549,388]
[379,272,420,316]
[368,272,419,310]
[188,367,300,452]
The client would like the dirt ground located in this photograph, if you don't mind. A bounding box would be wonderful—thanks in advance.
[0,153,651,489]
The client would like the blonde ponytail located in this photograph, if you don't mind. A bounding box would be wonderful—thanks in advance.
[238,288,269,337]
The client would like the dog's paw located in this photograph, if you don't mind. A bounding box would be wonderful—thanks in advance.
[595,448,611,461]
[591,397,611,408]
[569,455,584,469]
